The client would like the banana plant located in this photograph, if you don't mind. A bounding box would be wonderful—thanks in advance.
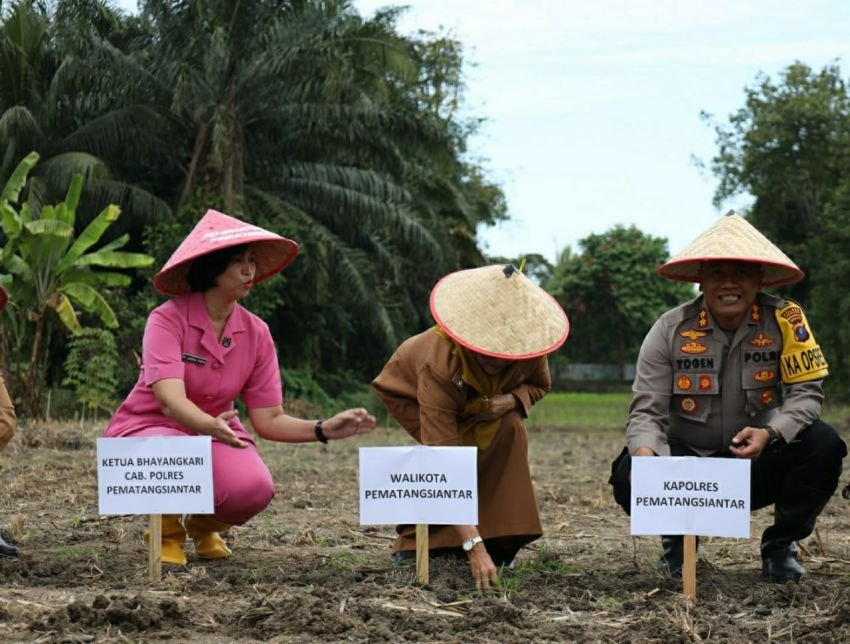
[0,151,154,418]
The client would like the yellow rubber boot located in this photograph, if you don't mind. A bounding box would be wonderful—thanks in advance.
[184,515,233,559]
[143,514,187,566]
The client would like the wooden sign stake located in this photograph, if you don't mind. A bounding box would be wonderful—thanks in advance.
[415,524,429,585]
[148,514,162,583]
[682,534,697,598]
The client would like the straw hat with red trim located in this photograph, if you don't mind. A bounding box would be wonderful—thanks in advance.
[658,210,803,287]
[153,209,299,296]
[0,285,7,312]
[430,264,570,359]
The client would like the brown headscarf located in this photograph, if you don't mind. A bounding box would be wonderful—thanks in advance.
[434,326,519,450]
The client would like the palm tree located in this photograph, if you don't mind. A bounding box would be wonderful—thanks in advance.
[0,0,170,233]
[128,1,452,365]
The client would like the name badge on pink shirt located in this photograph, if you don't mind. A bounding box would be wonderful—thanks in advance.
[182,353,206,365]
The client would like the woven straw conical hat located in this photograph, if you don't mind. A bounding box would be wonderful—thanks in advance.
[658,210,803,286]
[430,264,569,359]
[154,209,299,296]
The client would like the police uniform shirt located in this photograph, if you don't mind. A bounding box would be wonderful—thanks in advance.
[627,292,827,456]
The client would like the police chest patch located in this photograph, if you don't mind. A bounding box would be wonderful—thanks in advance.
[754,369,775,383]
[676,357,715,370]
[743,350,778,364]
[681,341,708,355]
[680,397,698,413]
[749,332,775,347]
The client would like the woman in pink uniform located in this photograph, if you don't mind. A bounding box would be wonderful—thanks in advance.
[105,209,376,566]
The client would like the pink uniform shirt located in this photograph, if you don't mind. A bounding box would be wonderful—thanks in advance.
[106,292,283,443]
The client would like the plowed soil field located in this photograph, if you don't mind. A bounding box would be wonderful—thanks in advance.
[1,416,850,642]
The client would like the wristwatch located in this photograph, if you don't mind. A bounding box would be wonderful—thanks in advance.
[462,536,483,552]
[763,427,782,445]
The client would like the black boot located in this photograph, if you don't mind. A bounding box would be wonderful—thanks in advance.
[762,541,805,582]
[761,484,832,583]
[0,531,19,557]
[659,535,683,575]
[658,535,700,576]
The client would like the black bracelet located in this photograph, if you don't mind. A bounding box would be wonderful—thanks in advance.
[314,419,328,444]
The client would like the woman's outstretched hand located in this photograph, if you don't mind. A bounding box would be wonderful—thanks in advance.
[322,408,377,440]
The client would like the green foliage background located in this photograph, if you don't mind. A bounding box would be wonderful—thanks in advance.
[1,1,849,416]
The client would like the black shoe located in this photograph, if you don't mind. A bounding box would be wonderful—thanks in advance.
[762,542,805,582]
[0,533,19,558]
[658,535,700,576]
[659,536,683,576]
[391,550,415,565]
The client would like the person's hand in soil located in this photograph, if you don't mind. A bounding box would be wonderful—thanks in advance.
[467,544,500,590]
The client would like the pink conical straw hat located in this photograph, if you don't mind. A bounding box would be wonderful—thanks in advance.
[430,264,570,359]
[658,210,803,287]
[153,209,299,296]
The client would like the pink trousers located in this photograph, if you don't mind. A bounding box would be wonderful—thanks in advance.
[123,427,275,525]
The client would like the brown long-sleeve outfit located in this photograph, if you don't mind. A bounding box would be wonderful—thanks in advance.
[372,329,550,554]
[0,375,16,452]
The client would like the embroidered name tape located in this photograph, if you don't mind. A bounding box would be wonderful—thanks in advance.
[182,353,207,365]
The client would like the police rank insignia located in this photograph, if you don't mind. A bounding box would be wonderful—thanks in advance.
[680,341,708,354]
[760,390,775,405]
[680,397,698,413]
[749,332,775,347]
[698,375,712,390]
[750,303,761,322]
[677,375,692,390]
[680,329,707,341]
[698,308,709,328]
[754,369,775,382]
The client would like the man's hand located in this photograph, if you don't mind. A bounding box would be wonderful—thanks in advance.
[467,543,500,590]
[633,447,657,457]
[729,426,770,459]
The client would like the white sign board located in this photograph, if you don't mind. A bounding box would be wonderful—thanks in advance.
[631,456,750,538]
[359,446,477,525]
[97,437,214,515]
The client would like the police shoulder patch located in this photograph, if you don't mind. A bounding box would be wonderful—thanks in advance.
[775,302,828,384]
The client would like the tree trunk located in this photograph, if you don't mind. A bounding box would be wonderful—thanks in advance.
[24,311,46,418]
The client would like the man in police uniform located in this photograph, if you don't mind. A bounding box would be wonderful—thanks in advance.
[609,211,846,582]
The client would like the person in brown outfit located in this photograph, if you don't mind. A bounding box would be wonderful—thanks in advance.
[0,284,19,557]
[372,264,569,590]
